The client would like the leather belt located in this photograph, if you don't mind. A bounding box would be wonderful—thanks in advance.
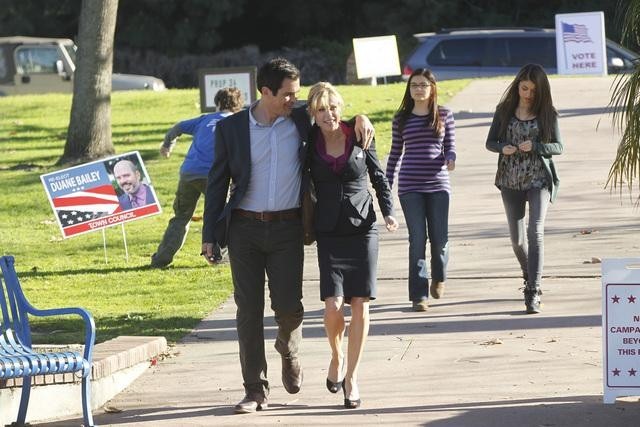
[234,208,300,222]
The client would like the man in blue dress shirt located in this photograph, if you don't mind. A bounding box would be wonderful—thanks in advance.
[201,58,374,414]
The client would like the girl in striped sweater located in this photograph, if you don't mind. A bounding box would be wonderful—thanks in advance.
[386,68,456,312]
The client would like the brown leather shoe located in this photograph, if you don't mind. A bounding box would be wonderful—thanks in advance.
[234,394,268,414]
[281,354,303,394]
[430,281,445,299]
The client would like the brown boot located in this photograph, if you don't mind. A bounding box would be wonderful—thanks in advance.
[281,354,303,394]
[234,393,268,414]
[412,300,429,312]
[430,281,445,299]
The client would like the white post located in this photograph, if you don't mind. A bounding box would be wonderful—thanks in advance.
[102,229,108,264]
[121,223,129,262]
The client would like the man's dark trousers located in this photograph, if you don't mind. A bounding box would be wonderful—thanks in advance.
[227,213,304,396]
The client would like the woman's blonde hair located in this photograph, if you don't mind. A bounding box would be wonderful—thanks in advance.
[307,81,344,116]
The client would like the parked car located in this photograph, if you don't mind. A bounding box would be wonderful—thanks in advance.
[402,27,638,80]
[0,36,166,96]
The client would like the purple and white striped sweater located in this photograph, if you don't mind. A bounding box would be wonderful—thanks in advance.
[385,107,456,195]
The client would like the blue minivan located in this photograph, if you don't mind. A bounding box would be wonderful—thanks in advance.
[402,27,638,80]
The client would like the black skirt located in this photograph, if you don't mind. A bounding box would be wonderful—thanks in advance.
[316,225,378,304]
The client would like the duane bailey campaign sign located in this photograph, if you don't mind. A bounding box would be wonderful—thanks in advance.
[41,151,161,238]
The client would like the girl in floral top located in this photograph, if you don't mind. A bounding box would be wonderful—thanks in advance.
[486,63,563,314]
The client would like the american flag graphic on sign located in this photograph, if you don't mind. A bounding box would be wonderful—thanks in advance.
[562,22,593,43]
[52,184,122,227]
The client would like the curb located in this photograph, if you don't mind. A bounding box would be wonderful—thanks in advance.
[0,336,167,425]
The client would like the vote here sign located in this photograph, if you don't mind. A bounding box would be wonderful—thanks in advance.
[555,11,607,76]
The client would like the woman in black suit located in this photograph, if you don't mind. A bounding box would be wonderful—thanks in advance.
[307,82,398,409]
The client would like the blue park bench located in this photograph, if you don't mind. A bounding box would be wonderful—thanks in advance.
[0,255,96,427]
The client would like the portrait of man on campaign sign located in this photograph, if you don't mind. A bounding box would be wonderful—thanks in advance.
[109,155,157,210]
[41,151,161,238]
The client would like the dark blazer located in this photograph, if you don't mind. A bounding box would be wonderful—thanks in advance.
[309,123,393,233]
[202,105,312,247]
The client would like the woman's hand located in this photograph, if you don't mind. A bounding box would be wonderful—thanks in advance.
[502,145,517,155]
[384,215,399,232]
[446,159,455,171]
[518,139,533,152]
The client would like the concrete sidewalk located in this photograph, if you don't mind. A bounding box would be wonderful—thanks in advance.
[42,76,640,426]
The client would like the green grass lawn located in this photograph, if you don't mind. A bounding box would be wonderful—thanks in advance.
[0,79,468,345]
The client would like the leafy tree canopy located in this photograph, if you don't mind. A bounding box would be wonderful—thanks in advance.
[0,0,624,57]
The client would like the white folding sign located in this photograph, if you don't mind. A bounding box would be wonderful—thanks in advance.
[602,258,640,403]
[352,35,401,80]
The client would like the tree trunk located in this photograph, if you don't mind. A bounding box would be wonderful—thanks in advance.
[60,0,119,165]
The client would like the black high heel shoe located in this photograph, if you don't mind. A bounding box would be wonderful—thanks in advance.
[342,383,361,409]
[326,356,344,393]
[326,378,343,393]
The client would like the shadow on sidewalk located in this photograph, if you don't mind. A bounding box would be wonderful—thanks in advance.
[44,394,638,427]
[250,395,640,427]
[180,301,600,345]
